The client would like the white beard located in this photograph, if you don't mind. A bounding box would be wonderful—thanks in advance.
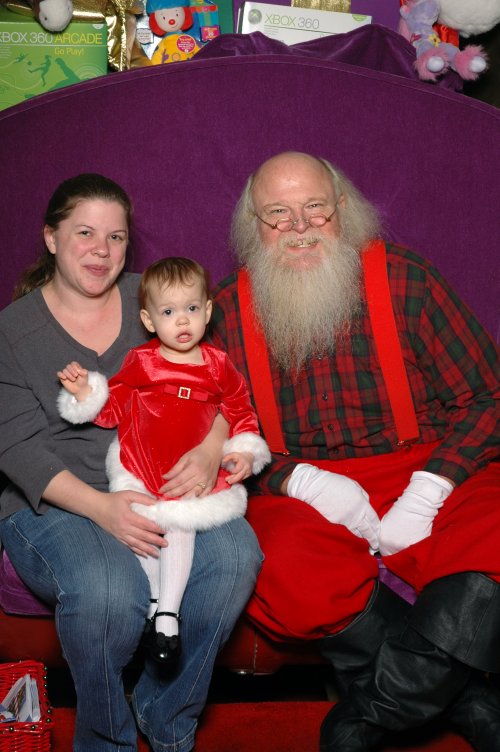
[246,234,362,374]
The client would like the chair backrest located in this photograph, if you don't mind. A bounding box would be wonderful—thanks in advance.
[0,27,499,340]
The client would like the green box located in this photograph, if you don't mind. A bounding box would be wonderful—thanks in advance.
[0,7,107,111]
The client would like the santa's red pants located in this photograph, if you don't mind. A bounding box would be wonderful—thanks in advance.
[244,443,500,641]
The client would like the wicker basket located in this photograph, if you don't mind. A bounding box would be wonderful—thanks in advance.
[0,661,54,751]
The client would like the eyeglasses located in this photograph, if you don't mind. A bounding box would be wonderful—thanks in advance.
[254,201,340,233]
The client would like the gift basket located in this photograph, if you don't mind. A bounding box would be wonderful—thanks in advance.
[0,661,54,752]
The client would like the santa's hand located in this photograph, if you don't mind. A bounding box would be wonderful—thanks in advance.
[287,464,380,550]
[379,471,453,556]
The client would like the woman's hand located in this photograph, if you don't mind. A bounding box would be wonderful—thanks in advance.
[159,444,222,498]
[93,490,167,558]
[43,471,166,558]
[159,413,229,498]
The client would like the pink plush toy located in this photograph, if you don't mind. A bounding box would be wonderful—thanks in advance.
[399,0,488,81]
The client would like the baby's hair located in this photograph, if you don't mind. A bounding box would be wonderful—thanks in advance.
[139,257,210,309]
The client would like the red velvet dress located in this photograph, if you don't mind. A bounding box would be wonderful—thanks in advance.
[94,339,260,499]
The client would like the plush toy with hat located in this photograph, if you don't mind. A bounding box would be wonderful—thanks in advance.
[146,0,193,37]
[399,0,490,81]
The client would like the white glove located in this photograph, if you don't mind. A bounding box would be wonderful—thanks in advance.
[379,471,453,556]
[287,464,380,550]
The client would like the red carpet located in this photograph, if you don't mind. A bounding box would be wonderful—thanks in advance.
[50,703,473,751]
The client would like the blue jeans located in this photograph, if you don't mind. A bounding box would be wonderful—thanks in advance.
[0,507,262,752]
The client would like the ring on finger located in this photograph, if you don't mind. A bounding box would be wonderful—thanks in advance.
[197,482,207,489]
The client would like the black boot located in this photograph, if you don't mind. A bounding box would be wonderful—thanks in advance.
[414,573,500,752]
[321,626,472,751]
[320,572,500,752]
[318,580,410,698]
[410,572,500,673]
[446,672,500,752]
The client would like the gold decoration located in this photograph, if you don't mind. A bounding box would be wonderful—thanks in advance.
[5,0,149,70]
[291,0,350,12]
[105,0,148,70]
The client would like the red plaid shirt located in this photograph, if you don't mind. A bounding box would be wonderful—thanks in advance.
[210,245,499,494]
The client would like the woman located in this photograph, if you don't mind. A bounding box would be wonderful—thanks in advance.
[0,173,262,752]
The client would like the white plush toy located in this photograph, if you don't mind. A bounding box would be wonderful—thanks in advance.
[438,0,500,38]
[31,0,73,31]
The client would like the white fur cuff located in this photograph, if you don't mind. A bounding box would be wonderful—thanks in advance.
[57,371,109,424]
[223,432,271,474]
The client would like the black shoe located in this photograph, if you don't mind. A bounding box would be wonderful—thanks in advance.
[150,632,181,666]
[140,599,158,652]
[148,611,182,667]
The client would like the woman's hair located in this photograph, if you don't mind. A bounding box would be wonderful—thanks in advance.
[139,257,210,310]
[13,173,133,301]
[231,152,381,266]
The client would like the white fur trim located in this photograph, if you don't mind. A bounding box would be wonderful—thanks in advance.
[132,484,247,532]
[223,432,271,474]
[105,437,155,496]
[106,436,247,531]
[57,371,109,424]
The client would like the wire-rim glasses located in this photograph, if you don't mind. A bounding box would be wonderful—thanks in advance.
[254,200,340,232]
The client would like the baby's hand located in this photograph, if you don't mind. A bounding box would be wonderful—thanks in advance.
[57,361,91,399]
[223,451,254,485]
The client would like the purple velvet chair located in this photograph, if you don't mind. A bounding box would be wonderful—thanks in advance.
[0,25,499,672]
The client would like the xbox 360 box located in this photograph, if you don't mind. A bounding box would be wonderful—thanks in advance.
[0,7,107,111]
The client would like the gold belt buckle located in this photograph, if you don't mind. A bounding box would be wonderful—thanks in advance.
[178,386,191,399]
